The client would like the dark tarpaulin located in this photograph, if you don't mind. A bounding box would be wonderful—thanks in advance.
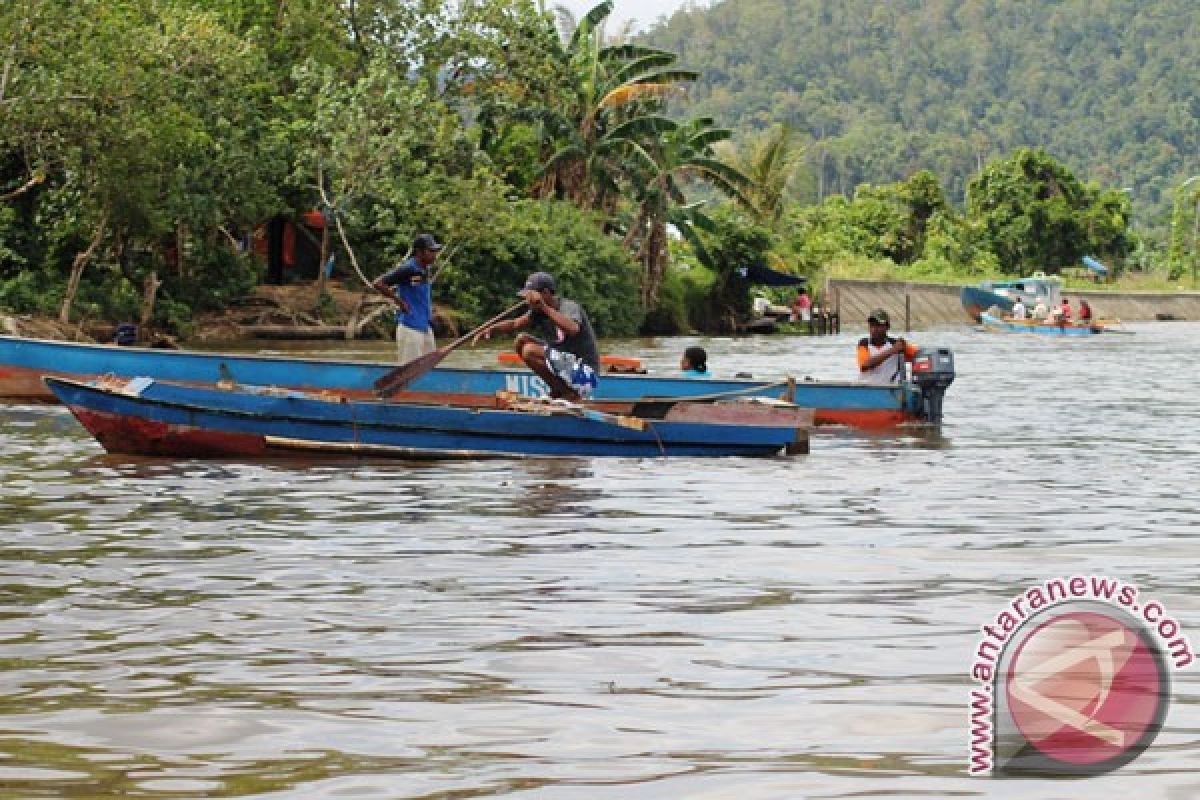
[737,262,807,286]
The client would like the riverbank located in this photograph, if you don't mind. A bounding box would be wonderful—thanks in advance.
[1,283,430,347]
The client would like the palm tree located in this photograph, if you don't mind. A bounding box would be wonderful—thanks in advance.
[480,2,755,310]
[724,123,805,225]
[485,1,697,212]
[619,116,756,308]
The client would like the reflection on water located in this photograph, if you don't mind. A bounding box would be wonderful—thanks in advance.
[2,323,1198,798]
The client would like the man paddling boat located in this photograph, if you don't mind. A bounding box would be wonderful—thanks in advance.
[472,272,599,402]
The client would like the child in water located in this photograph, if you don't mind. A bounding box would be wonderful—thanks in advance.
[680,346,711,377]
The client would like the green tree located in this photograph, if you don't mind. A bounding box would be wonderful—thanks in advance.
[1,0,282,325]
[967,148,1109,273]
[691,207,775,332]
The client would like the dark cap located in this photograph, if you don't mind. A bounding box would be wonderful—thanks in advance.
[519,271,556,295]
[412,233,443,252]
[868,308,890,325]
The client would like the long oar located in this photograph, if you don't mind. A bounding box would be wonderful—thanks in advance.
[374,301,524,398]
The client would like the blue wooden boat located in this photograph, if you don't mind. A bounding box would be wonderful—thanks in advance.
[0,334,949,428]
[979,311,1104,336]
[961,274,1062,322]
[44,376,811,459]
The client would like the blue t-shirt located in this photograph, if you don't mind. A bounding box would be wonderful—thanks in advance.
[379,257,432,332]
[681,368,711,378]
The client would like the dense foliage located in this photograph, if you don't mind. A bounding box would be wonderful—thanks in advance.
[0,0,1184,341]
[645,0,1200,229]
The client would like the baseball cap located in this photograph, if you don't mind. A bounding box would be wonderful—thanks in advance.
[868,308,890,325]
[519,271,556,295]
[412,233,443,252]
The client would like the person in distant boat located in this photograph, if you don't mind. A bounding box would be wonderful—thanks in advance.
[1058,297,1072,323]
[790,288,812,322]
[1010,297,1027,320]
[1079,298,1092,321]
[858,309,919,384]
[680,346,711,377]
[472,271,599,402]
[373,233,442,363]
[1033,298,1048,319]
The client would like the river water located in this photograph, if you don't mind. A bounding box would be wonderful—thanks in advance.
[1,322,1197,798]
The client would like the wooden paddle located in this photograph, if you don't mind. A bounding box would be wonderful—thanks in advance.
[374,301,525,397]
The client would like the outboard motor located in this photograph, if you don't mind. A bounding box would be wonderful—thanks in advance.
[910,347,955,424]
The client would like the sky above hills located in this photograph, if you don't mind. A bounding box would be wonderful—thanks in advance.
[551,0,708,32]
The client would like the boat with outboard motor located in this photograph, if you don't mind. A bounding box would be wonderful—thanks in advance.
[0,334,956,428]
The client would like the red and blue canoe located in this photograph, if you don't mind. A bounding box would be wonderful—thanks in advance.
[45,376,812,459]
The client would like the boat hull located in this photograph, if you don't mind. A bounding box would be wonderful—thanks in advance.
[46,377,810,459]
[0,335,927,428]
[979,312,1100,336]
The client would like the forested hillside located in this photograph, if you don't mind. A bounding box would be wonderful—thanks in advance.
[645,0,1200,224]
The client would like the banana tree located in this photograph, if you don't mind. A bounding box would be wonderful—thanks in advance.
[619,116,756,308]
[482,1,698,213]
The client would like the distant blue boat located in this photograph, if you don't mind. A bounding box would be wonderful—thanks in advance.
[45,376,812,459]
[979,311,1100,336]
[0,335,948,428]
[961,274,1062,322]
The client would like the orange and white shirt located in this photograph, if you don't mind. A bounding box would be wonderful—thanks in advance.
[857,337,919,384]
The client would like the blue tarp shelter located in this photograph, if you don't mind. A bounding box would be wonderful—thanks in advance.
[737,263,807,286]
[1082,256,1109,276]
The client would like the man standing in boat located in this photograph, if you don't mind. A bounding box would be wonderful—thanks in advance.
[372,233,442,363]
[857,309,918,384]
[473,271,599,402]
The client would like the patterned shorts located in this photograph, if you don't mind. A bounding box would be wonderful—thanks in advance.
[545,347,598,400]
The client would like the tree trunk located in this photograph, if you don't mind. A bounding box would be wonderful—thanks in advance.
[314,214,330,301]
[140,270,162,332]
[59,213,109,325]
[622,204,646,250]
[640,220,668,310]
[344,292,363,341]
[175,222,187,279]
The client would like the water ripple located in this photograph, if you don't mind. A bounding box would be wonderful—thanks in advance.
[1,324,1197,797]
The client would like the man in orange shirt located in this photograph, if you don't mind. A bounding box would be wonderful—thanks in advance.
[857,309,919,384]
